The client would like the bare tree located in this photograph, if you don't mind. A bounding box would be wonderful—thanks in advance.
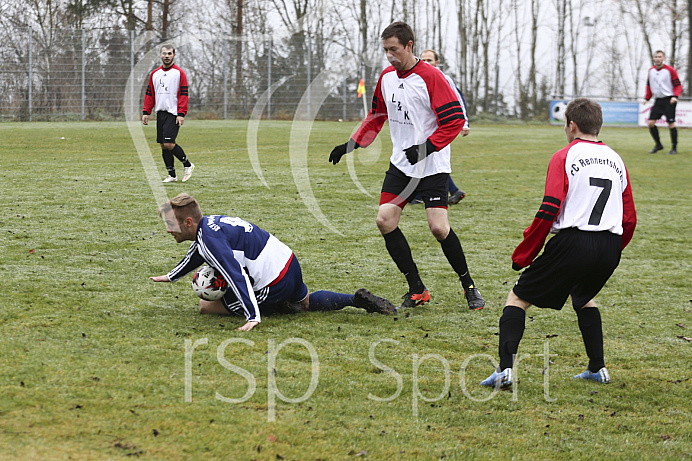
[553,0,567,96]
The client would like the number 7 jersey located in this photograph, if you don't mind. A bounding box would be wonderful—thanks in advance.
[512,139,637,268]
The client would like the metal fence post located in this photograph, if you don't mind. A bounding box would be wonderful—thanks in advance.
[81,29,86,120]
[267,38,272,120]
[306,34,311,118]
[130,29,135,121]
[28,26,32,121]
[342,75,346,121]
[223,41,228,120]
[342,50,347,121]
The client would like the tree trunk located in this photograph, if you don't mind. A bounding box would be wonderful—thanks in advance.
[162,0,170,41]
[146,0,153,30]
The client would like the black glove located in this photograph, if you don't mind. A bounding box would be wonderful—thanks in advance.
[512,261,523,271]
[329,139,360,165]
[404,139,438,165]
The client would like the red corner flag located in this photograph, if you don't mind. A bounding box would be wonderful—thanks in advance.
[357,79,366,98]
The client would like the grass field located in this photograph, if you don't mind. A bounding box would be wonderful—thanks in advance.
[1,120,690,460]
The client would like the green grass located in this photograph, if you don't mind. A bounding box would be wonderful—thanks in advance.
[1,120,690,459]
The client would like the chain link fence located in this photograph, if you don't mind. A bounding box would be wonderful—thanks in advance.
[0,28,368,122]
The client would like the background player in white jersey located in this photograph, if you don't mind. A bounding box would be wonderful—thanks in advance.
[150,194,397,331]
[644,50,683,155]
[481,98,637,389]
[142,44,195,182]
[328,22,484,311]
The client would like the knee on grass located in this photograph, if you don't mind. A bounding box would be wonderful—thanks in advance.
[199,299,228,315]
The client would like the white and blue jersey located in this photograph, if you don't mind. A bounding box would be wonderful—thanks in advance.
[167,215,294,323]
[442,73,470,130]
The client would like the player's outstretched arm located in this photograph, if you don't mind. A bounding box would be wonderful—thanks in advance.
[238,321,260,331]
[150,275,171,282]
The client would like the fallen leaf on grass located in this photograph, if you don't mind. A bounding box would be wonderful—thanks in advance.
[267,435,277,443]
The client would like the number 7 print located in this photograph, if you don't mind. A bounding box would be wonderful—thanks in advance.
[588,177,612,225]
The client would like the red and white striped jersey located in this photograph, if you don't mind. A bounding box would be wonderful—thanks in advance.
[352,60,465,178]
[143,64,189,117]
[645,64,682,100]
[512,139,637,268]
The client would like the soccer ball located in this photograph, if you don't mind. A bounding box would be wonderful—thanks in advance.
[551,102,567,121]
[192,266,228,301]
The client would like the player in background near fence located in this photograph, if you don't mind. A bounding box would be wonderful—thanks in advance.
[328,21,485,311]
[480,98,637,389]
[413,49,469,205]
[150,194,398,332]
[644,50,683,155]
[142,44,195,182]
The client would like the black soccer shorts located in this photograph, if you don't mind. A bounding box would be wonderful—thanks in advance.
[512,228,622,309]
[380,163,450,209]
[649,96,677,124]
[156,111,181,144]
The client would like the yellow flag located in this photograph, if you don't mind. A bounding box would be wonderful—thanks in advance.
[357,79,365,98]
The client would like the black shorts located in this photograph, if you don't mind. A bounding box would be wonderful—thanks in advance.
[380,163,449,209]
[513,228,622,309]
[649,96,677,123]
[156,111,180,144]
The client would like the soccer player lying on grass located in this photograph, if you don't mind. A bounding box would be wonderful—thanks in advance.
[150,194,397,331]
[481,98,637,389]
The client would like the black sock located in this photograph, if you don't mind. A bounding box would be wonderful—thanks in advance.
[383,227,424,293]
[499,306,526,370]
[171,144,191,167]
[575,306,605,372]
[670,127,678,148]
[162,149,176,176]
[439,228,473,289]
[649,126,661,146]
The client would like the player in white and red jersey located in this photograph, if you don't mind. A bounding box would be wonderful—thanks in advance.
[328,22,484,311]
[644,50,683,155]
[481,99,637,389]
[142,44,195,182]
[150,194,397,331]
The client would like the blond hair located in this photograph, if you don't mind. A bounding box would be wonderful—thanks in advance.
[159,193,202,223]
